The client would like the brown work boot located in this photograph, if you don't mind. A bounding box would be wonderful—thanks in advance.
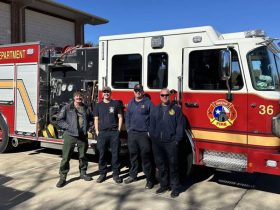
[80,172,92,181]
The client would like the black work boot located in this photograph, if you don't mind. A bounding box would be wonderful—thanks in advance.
[80,172,92,181]
[145,180,154,189]
[124,176,137,184]
[113,175,123,184]
[96,174,106,183]
[56,174,67,188]
[156,186,170,194]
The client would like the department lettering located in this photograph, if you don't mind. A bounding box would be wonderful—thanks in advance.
[0,50,26,60]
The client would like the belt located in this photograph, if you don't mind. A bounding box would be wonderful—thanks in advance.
[100,128,118,132]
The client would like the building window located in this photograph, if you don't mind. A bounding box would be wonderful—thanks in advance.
[112,54,142,89]
[147,53,168,89]
[189,49,243,90]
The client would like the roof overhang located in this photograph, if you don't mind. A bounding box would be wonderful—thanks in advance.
[11,0,108,25]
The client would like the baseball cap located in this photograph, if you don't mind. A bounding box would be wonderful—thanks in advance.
[102,86,111,92]
[133,84,143,91]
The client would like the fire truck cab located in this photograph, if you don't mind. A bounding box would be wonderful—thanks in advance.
[98,26,280,176]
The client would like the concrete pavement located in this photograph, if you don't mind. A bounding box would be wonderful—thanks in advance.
[0,147,280,210]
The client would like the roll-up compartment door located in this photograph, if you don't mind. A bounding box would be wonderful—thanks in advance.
[15,64,38,134]
[0,65,14,103]
[25,9,75,47]
[0,2,11,44]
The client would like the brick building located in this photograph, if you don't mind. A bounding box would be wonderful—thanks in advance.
[0,0,108,46]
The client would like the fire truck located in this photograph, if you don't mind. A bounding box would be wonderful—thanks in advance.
[1,26,280,177]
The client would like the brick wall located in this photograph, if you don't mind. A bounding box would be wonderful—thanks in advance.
[25,9,75,47]
[0,2,11,44]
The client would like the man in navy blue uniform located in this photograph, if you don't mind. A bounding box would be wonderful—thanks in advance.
[94,86,123,184]
[124,84,155,189]
[150,88,185,198]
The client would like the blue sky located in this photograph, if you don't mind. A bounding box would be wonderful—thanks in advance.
[56,0,279,44]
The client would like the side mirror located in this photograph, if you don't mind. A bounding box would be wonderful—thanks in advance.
[219,49,232,80]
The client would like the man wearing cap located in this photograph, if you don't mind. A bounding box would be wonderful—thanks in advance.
[56,90,92,188]
[124,84,155,189]
[94,86,123,183]
[150,88,185,198]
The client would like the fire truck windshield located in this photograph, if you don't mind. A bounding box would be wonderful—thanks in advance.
[247,46,280,91]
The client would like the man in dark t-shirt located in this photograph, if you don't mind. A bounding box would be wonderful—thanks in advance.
[94,87,123,183]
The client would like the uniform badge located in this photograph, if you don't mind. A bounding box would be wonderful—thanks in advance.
[109,107,114,113]
[169,109,175,116]
[141,105,145,109]
[207,99,237,129]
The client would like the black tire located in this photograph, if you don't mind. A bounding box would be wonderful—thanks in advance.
[185,151,194,177]
[0,115,12,153]
[178,139,194,181]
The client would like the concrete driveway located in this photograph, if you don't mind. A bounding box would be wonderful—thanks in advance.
[0,146,280,210]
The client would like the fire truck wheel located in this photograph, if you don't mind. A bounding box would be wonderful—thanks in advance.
[185,152,193,177]
[179,140,194,181]
[0,115,12,153]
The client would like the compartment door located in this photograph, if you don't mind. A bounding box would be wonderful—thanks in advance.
[15,64,38,134]
[0,65,14,104]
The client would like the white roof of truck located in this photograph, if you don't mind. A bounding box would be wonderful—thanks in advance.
[99,26,221,41]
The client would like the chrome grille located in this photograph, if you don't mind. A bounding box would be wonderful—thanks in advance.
[203,150,247,172]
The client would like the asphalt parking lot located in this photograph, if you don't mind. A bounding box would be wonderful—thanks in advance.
[0,146,280,210]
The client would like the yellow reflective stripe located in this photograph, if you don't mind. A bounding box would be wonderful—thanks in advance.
[0,79,37,124]
[16,80,37,123]
[192,129,280,147]
[192,129,247,144]
[248,135,280,147]
[0,80,14,88]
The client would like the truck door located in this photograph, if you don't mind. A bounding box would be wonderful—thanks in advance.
[183,46,248,152]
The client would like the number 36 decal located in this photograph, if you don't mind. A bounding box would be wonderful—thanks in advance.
[259,105,274,115]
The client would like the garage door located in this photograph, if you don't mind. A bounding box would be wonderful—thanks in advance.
[0,2,11,44]
[25,9,75,47]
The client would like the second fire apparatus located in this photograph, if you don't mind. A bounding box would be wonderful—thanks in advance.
[1,26,280,177]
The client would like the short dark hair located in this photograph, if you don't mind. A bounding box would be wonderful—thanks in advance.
[134,84,143,91]
[73,90,83,98]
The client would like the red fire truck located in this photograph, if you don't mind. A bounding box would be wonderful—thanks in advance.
[1,26,280,176]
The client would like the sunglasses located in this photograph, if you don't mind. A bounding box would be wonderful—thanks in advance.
[102,90,111,93]
[134,89,143,93]
[160,94,170,97]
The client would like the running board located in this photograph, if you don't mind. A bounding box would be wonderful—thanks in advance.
[203,150,247,172]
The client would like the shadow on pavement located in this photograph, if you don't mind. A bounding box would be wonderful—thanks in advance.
[0,174,34,209]
[208,169,280,194]
[180,166,215,192]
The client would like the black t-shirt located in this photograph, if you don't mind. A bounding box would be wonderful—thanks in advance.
[94,100,123,131]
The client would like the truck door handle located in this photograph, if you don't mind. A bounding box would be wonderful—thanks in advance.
[185,102,199,108]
